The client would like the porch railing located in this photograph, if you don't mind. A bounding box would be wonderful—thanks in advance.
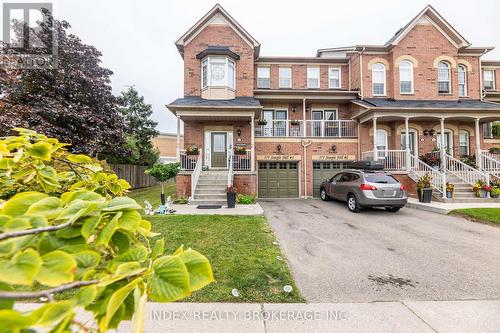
[233,150,251,171]
[408,153,444,195]
[180,150,198,170]
[227,151,234,187]
[443,153,489,186]
[190,153,202,199]
[361,150,407,171]
[255,120,357,138]
[480,151,500,177]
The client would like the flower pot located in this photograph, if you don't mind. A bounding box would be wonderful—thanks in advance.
[186,151,199,156]
[480,190,488,198]
[446,191,453,199]
[418,188,433,203]
[234,150,246,155]
[227,192,236,208]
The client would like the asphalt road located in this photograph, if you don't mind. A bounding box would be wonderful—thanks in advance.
[260,199,500,303]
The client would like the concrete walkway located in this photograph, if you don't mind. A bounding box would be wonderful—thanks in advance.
[17,300,500,332]
[406,197,500,214]
[171,203,263,215]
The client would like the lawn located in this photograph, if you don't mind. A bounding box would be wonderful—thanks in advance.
[128,185,304,303]
[127,182,176,208]
[451,208,500,225]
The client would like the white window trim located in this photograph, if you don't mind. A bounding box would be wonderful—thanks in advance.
[484,70,495,91]
[200,56,236,90]
[372,63,386,96]
[399,61,414,95]
[307,67,320,89]
[328,67,341,89]
[376,129,388,157]
[278,66,292,89]
[459,130,470,155]
[438,61,452,94]
[458,65,468,97]
[257,66,271,89]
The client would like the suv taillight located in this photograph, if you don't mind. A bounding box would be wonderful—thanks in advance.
[360,184,377,191]
[400,185,406,191]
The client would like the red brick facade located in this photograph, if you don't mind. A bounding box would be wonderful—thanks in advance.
[171,4,500,199]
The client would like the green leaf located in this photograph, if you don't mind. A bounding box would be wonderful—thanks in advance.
[108,245,147,272]
[35,250,76,286]
[0,309,32,333]
[95,213,120,246]
[72,250,100,268]
[0,249,41,285]
[81,215,102,240]
[0,192,48,217]
[102,197,141,211]
[0,283,14,310]
[60,190,105,205]
[148,255,191,302]
[55,200,91,223]
[55,225,82,239]
[132,285,147,333]
[28,301,72,327]
[179,249,214,291]
[74,285,97,306]
[117,210,141,231]
[66,154,93,164]
[25,197,62,219]
[27,141,52,160]
[151,239,165,259]
[99,277,141,332]
[115,262,143,275]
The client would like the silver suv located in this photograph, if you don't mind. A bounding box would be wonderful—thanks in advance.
[319,169,408,213]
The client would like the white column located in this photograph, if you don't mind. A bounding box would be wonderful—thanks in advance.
[251,115,255,172]
[440,117,447,199]
[372,117,378,161]
[405,117,410,171]
[176,115,181,162]
[302,98,306,137]
[475,118,482,171]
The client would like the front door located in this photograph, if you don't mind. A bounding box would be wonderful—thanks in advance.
[211,132,227,168]
[437,131,453,156]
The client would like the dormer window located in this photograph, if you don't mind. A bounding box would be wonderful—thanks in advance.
[201,56,235,90]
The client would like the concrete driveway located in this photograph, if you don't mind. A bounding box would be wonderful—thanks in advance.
[260,199,500,303]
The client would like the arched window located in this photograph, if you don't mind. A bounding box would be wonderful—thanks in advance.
[399,60,414,94]
[438,61,451,94]
[372,63,386,96]
[458,65,467,97]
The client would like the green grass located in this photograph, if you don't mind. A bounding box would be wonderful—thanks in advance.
[148,214,305,303]
[451,208,500,225]
[127,182,176,208]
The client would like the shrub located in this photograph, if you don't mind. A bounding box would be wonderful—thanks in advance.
[460,155,477,168]
[492,123,500,138]
[0,130,213,332]
[145,162,180,203]
[419,153,441,168]
[237,194,256,204]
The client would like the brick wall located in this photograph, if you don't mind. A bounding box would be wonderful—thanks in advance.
[392,174,417,198]
[183,25,254,97]
[176,174,192,198]
[234,174,257,195]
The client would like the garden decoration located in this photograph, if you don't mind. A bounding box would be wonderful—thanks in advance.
[144,200,154,215]
[0,129,213,333]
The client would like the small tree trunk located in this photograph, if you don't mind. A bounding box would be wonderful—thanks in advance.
[160,182,165,205]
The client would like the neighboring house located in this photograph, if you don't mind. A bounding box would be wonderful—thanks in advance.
[152,133,184,164]
[167,4,500,200]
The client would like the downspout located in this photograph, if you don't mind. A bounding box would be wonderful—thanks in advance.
[301,139,313,198]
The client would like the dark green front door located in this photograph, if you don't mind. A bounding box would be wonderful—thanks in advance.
[258,162,298,198]
[211,132,227,168]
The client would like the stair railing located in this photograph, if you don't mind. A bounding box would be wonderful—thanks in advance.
[408,153,445,196]
[480,150,500,178]
[190,153,202,199]
[227,150,234,188]
[444,153,489,186]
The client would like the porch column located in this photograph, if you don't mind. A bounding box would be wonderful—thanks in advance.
[251,115,255,172]
[440,117,447,199]
[176,115,181,162]
[475,118,482,171]
[372,117,378,161]
[302,98,306,137]
[404,117,410,171]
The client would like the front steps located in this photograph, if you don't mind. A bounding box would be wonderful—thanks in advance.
[190,171,228,206]
[432,174,500,203]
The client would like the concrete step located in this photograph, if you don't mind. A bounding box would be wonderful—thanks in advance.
[453,192,476,198]
[197,180,227,185]
[195,188,226,194]
[194,193,227,200]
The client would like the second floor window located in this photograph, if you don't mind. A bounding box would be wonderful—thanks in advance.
[279,67,292,88]
[372,63,386,96]
[201,57,235,89]
[438,61,451,94]
[257,67,270,88]
[458,65,467,97]
[399,61,414,94]
[329,68,341,88]
[307,67,320,88]
[484,70,495,91]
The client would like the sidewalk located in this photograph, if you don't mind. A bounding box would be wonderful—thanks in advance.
[17,300,500,332]
[171,203,263,215]
[406,197,500,214]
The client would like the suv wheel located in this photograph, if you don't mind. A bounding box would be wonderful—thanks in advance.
[320,188,329,201]
[385,207,400,213]
[347,194,362,213]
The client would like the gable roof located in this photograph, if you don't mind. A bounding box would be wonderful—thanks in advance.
[175,4,260,58]
[385,5,470,48]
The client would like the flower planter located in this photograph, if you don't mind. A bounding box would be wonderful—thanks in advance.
[480,190,489,198]
[227,192,236,208]
[418,188,433,203]
[186,151,199,156]
[234,150,247,155]
[446,191,453,199]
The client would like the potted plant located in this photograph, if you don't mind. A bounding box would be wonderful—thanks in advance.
[446,182,454,199]
[416,173,433,203]
[290,119,300,126]
[234,147,247,155]
[491,187,500,198]
[257,119,268,126]
[482,184,492,198]
[185,144,199,155]
[419,152,441,168]
[145,162,181,205]
[472,180,485,197]
[226,186,237,208]
[489,147,500,154]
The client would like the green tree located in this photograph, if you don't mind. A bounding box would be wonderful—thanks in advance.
[0,129,213,333]
[145,163,180,204]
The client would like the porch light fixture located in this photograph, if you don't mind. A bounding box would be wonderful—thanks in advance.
[277,144,282,153]
[423,129,430,136]
[423,128,435,136]
[331,145,337,153]
[305,105,310,112]
[237,128,242,137]
[429,129,435,136]
[291,105,296,112]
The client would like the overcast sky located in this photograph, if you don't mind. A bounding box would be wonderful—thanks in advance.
[53,0,500,133]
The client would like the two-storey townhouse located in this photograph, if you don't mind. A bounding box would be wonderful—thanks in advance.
[168,4,500,203]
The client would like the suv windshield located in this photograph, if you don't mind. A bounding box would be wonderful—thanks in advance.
[365,174,398,184]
